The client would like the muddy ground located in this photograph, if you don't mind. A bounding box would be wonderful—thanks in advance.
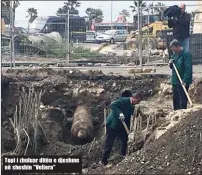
[1,68,202,173]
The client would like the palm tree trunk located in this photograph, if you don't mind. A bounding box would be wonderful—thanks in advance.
[133,15,135,30]
[89,20,93,30]
[28,22,30,34]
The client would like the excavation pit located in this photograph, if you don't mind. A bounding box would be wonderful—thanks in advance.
[2,68,172,167]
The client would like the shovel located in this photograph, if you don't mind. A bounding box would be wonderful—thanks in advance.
[104,107,107,135]
[120,119,130,135]
[172,63,193,107]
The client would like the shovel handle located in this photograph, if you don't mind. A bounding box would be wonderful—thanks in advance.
[121,120,130,135]
[104,108,107,135]
[173,63,193,107]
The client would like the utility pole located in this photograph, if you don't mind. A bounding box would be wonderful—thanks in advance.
[67,9,70,64]
[138,1,143,68]
[64,2,70,64]
[111,0,113,29]
[147,8,150,63]
[10,1,15,68]
[137,1,140,65]
[139,6,143,68]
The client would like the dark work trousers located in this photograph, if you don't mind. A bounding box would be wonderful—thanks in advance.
[102,125,128,162]
[172,84,190,110]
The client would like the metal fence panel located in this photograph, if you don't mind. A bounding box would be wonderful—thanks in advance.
[1,2,202,68]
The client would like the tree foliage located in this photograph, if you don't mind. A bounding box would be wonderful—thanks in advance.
[190,11,196,27]
[56,0,81,15]
[152,2,167,21]
[129,0,147,15]
[119,9,130,22]
[1,0,20,24]
[130,1,167,22]
[85,8,103,23]
[85,8,104,29]
[26,8,38,23]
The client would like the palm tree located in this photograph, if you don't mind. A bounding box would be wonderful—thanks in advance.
[26,8,38,33]
[190,11,196,27]
[26,8,38,23]
[129,0,147,15]
[67,0,81,10]
[143,2,156,25]
[153,2,167,21]
[1,1,10,24]
[130,0,147,30]
[56,0,81,15]
[120,9,130,22]
[2,0,20,25]
[146,3,155,15]
[85,8,104,30]
[12,0,19,24]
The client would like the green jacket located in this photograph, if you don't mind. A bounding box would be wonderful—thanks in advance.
[106,97,134,130]
[170,50,193,85]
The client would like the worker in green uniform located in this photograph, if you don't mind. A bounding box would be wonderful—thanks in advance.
[169,39,193,110]
[100,92,143,166]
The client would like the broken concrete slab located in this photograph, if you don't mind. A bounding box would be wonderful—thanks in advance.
[127,67,156,74]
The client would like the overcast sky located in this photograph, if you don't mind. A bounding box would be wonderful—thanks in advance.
[15,1,197,27]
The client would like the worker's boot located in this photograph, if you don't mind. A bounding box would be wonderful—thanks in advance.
[120,151,126,157]
[120,144,127,157]
[99,158,108,166]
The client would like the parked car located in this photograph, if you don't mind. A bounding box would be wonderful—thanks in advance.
[86,31,102,43]
[95,29,129,44]
[86,31,96,43]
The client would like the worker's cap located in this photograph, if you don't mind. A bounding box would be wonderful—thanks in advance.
[121,89,132,97]
[169,39,182,47]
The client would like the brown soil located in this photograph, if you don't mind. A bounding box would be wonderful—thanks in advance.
[190,78,202,104]
[88,106,202,174]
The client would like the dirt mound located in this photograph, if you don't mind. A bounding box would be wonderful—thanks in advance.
[88,106,202,174]
[190,78,202,104]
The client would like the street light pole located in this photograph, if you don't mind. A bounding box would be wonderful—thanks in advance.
[10,1,15,68]
[139,5,143,68]
[67,9,70,64]
[111,0,113,29]
[65,9,70,64]
[147,8,150,63]
[64,2,70,64]
[137,1,143,68]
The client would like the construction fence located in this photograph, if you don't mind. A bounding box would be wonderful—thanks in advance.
[1,2,202,67]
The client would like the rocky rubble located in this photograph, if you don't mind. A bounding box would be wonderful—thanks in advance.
[88,105,202,174]
[189,78,202,104]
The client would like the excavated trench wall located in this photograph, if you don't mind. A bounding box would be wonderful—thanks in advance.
[1,68,169,165]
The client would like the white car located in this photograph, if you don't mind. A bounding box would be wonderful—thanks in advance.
[95,30,129,44]
[85,31,102,43]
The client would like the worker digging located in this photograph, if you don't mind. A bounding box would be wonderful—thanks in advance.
[169,39,193,110]
[100,92,143,166]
